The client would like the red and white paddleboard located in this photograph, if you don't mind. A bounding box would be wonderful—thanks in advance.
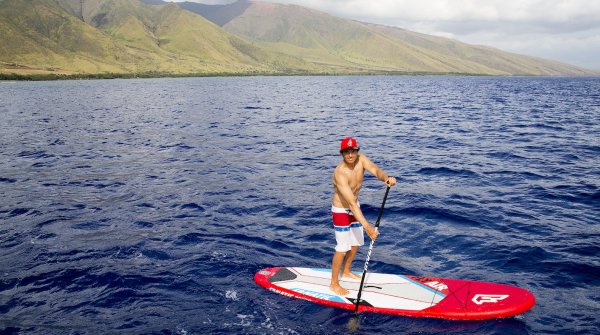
[254,267,535,320]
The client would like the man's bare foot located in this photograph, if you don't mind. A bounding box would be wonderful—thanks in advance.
[341,271,362,280]
[330,283,349,296]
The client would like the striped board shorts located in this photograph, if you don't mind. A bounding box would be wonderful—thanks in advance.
[332,205,364,252]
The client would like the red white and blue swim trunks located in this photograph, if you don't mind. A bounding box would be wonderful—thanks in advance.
[332,205,364,252]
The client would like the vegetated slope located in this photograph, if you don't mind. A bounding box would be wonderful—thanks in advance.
[364,23,591,76]
[1,0,594,76]
[0,0,314,75]
[185,0,593,76]
[0,0,135,74]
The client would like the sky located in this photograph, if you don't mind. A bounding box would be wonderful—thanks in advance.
[174,0,600,70]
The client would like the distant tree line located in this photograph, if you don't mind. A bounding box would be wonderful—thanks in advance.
[0,71,308,81]
[0,70,488,81]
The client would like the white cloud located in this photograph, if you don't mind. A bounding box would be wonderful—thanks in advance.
[267,0,600,22]
[176,0,600,69]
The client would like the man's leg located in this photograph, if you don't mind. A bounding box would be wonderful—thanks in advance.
[341,245,362,280]
[330,251,349,295]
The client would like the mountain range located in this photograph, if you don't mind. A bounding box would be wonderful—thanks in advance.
[0,0,595,77]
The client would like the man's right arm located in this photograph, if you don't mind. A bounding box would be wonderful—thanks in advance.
[333,173,379,240]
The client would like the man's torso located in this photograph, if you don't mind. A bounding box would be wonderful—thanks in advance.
[332,155,365,208]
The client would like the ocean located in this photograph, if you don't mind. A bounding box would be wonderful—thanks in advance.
[0,76,598,334]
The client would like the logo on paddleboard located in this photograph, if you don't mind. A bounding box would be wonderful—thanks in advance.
[472,294,509,305]
[269,288,294,298]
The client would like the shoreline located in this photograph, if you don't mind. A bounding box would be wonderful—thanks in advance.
[1,71,593,81]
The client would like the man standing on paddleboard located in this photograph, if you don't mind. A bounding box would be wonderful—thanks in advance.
[330,137,397,296]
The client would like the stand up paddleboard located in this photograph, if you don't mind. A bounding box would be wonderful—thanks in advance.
[254,267,535,320]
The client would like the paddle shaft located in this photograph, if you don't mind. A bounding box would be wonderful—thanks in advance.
[353,186,390,313]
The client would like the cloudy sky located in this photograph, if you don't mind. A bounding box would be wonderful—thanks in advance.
[175,0,600,70]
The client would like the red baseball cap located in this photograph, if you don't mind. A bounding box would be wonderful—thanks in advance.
[340,137,360,152]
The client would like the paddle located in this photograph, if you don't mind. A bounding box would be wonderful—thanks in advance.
[353,185,391,313]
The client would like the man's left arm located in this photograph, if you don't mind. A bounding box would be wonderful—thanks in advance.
[363,155,397,186]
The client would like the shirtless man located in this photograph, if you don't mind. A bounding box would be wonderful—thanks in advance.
[330,137,397,296]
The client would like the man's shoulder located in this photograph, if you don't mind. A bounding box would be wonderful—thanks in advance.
[333,162,345,175]
[356,154,370,167]
[358,154,373,166]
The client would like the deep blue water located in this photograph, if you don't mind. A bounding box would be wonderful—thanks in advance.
[0,76,598,335]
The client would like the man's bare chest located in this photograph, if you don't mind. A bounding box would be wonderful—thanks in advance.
[344,167,365,192]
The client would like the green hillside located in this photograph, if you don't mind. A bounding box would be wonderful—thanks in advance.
[0,0,313,76]
[212,1,592,76]
[0,0,595,77]
[0,0,133,74]
[364,23,590,76]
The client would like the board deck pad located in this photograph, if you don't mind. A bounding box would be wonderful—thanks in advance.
[254,267,535,320]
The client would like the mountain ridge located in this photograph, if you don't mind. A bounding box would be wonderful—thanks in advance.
[0,0,318,76]
[0,0,596,78]
[185,0,591,76]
